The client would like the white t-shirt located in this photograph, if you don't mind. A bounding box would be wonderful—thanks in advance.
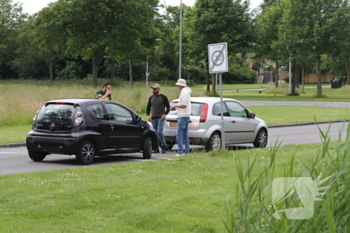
[178,87,191,117]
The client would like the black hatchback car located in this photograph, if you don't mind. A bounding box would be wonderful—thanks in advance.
[26,99,159,165]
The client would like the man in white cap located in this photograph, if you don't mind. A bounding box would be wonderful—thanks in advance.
[170,79,192,156]
[146,83,170,153]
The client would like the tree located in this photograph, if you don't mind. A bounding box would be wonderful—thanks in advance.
[186,0,253,94]
[254,0,286,87]
[326,2,350,85]
[0,0,26,78]
[279,0,348,96]
[54,0,159,86]
[31,2,68,83]
[14,17,50,79]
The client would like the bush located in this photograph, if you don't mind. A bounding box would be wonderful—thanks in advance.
[56,61,82,79]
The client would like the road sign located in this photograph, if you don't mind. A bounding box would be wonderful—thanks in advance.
[208,42,228,74]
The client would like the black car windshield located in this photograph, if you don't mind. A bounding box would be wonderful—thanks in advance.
[168,101,204,116]
[35,104,74,131]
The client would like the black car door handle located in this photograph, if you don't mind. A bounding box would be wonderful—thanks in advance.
[110,124,114,131]
[231,120,236,123]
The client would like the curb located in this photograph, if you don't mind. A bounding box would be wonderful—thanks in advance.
[0,142,26,148]
[1,119,349,148]
[268,119,350,128]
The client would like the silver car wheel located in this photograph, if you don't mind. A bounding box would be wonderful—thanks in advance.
[254,129,268,148]
[209,133,221,151]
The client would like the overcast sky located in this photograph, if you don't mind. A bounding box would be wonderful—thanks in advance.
[19,0,262,15]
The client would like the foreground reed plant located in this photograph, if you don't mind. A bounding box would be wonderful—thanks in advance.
[223,123,350,233]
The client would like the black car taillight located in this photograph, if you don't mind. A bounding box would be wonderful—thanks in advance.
[74,111,84,126]
[200,104,208,123]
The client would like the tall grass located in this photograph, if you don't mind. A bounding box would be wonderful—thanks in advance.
[0,79,203,127]
[222,123,350,232]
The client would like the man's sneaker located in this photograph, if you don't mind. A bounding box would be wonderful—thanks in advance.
[175,153,184,157]
[161,145,166,153]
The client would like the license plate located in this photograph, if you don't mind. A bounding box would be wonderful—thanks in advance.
[170,121,178,127]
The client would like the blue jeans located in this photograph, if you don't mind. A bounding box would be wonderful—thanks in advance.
[176,117,190,154]
[152,118,165,147]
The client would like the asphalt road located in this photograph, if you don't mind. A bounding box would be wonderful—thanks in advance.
[0,121,348,176]
[241,101,350,108]
[222,85,331,92]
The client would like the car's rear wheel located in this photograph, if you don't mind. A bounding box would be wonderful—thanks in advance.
[206,132,221,151]
[142,137,152,159]
[253,129,268,148]
[28,151,47,161]
[76,141,95,165]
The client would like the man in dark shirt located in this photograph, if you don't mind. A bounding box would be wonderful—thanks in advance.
[146,83,170,153]
[96,82,112,100]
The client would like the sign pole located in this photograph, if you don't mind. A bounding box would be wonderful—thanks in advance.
[146,53,148,87]
[219,73,225,151]
[178,0,183,79]
[289,57,292,94]
[208,42,228,152]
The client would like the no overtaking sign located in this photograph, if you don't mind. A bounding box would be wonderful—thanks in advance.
[208,42,228,74]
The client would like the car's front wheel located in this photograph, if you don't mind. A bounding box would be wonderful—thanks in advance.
[28,151,47,161]
[206,132,221,151]
[76,141,95,165]
[142,137,152,159]
[253,129,268,148]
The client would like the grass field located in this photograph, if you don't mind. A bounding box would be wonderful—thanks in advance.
[0,133,349,232]
[1,80,347,128]
[0,79,203,127]
[0,80,349,144]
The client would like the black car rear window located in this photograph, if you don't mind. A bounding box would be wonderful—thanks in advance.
[35,104,74,131]
[168,102,204,116]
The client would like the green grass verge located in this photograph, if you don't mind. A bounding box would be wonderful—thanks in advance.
[0,125,32,144]
[249,105,350,125]
[0,143,325,232]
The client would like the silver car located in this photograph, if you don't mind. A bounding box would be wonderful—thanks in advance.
[163,97,268,151]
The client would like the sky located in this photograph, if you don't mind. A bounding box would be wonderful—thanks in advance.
[19,0,263,15]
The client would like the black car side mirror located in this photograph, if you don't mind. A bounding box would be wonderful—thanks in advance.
[134,115,142,123]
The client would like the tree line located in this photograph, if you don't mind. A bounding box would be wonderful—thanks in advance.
[1,0,350,95]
